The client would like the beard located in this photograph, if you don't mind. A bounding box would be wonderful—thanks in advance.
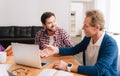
[46,25,56,32]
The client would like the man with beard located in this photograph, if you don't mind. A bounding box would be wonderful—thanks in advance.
[35,12,74,50]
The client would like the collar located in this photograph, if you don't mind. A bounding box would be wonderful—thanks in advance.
[90,32,105,46]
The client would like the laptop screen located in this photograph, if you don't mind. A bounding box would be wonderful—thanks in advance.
[11,43,50,68]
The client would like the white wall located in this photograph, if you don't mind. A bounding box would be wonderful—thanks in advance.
[71,0,94,36]
[71,3,84,36]
[0,0,71,33]
[94,0,110,31]
[109,0,120,33]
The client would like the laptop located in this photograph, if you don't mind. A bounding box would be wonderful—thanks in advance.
[11,42,51,68]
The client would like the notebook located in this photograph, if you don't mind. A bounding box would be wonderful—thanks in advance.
[11,43,51,68]
[37,69,73,76]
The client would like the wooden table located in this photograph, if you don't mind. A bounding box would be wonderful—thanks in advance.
[5,55,85,76]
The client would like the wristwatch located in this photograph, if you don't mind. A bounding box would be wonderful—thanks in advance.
[67,63,73,72]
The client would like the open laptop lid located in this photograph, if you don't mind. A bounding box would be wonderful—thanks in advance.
[11,43,42,68]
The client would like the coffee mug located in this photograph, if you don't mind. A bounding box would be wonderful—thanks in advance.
[0,52,6,63]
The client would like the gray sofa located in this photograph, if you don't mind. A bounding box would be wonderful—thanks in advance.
[0,26,43,48]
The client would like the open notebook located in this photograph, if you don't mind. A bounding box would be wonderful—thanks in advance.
[11,43,51,68]
[37,69,73,76]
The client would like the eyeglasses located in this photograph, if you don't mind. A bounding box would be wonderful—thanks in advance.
[11,68,30,76]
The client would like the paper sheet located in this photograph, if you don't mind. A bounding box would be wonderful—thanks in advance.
[37,69,73,76]
[0,64,12,76]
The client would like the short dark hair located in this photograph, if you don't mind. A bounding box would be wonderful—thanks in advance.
[41,12,55,24]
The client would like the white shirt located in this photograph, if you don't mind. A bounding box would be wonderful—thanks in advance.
[49,36,54,45]
[85,32,105,66]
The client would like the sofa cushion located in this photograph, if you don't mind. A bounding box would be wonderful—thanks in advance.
[0,26,14,38]
[0,26,43,48]
[14,26,32,38]
[32,26,44,37]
